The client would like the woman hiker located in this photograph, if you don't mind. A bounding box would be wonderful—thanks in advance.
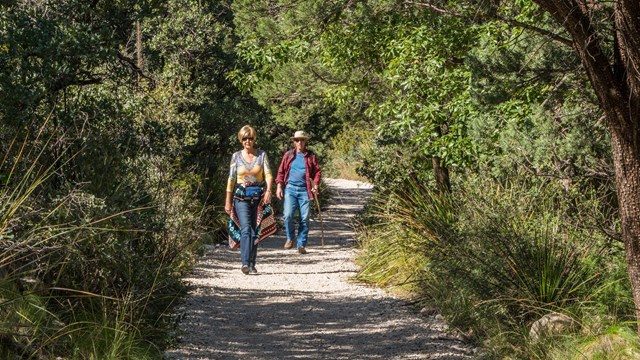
[225,125,277,274]
[275,130,322,254]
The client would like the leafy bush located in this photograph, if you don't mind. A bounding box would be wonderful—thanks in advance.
[0,128,200,358]
[355,173,633,358]
[325,123,374,181]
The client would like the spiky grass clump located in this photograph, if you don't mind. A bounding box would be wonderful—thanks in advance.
[354,181,455,292]
[0,127,195,358]
[354,174,632,358]
[529,325,640,359]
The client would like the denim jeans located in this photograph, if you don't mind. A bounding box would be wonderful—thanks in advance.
[283,184,311,248]
[234,198,259,267]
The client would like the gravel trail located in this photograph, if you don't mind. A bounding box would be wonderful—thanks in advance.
[165,178,475,359]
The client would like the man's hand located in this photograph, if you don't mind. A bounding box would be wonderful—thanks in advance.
[276,184,283,200]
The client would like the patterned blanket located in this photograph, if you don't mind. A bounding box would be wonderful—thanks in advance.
[227,199,277,250]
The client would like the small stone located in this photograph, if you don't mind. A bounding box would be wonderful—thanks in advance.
[529,312,577,342]
[420,306,438,316]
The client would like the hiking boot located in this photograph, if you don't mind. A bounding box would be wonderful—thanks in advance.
[241,265,250,275]
[297,246,307,254]
[284,240,294,249]
[249,266,258,275]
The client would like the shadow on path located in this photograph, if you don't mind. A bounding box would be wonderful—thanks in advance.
[165,179,474,360]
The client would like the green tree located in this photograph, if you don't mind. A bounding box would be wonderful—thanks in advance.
[525,0,640,336]
[229,0,640,334]
[231,1,481,189]
[0,0,266,356]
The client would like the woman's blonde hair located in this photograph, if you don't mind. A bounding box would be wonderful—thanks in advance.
[237,125,257,142]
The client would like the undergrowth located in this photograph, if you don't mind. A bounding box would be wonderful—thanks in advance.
[0,124,199,358]
[354,174,635,359]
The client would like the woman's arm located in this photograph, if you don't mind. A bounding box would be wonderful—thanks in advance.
[225,153,237,212]
[263,151,273,204]
[225,191,233,213]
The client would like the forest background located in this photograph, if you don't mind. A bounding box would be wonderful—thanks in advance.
[1,0,639,359]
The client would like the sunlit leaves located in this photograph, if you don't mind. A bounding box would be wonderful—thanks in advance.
[326,13,479,169]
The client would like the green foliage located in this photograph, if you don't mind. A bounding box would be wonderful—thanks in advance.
[355,172,630,358]
[231,0,358,157]
[53,300,161,360]
[531,325,640,359]
[445,177,604,305]
[0,124,197,357]
[324,123,374,181]
[466,18,611,184]
[0,0,630,358]
[0,0,251,357]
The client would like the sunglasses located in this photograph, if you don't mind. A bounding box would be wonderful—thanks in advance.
[293,139,305,142]
[242,137,255,141]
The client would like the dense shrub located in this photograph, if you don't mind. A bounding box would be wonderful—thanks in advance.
[0,126,202,358]
[355,173,633,358]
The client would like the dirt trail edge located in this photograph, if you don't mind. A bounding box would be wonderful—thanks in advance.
[165,178,476,360]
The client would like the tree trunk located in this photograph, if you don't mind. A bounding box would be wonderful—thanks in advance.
[433,123,451,193]
[613,0,640,333]
[611,128,640,335]
[532,0,640,335]
[136,20,143,82]
[432,156,450,193]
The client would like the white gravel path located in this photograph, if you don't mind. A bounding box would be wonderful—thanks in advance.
[164,178,476,359]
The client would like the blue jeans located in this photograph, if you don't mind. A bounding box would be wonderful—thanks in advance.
[234,198,259,266]
[283,184,311,248]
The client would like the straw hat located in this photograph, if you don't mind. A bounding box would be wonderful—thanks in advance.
[290,130,310,140]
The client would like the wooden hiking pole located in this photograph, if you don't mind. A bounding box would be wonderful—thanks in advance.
[314,193,325,247]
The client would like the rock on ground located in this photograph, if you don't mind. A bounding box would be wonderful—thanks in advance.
[164,178,476,359]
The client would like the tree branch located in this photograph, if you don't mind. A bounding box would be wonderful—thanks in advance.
[116,53,156,85]
[495,15,573,46]
[534,0,625,130]
[310,66,344,85]
[52,75,103,92]
[404,0,573,46]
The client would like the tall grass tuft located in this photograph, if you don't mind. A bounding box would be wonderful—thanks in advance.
[355,179,456,292]
[0,124,199,358]
[354,174,634,358]
[0,122,72,358]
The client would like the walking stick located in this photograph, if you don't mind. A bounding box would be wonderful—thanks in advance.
[314,193,325,247]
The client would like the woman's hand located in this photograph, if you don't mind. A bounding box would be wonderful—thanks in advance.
[225,202,232,214]
[264,191,272,204]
